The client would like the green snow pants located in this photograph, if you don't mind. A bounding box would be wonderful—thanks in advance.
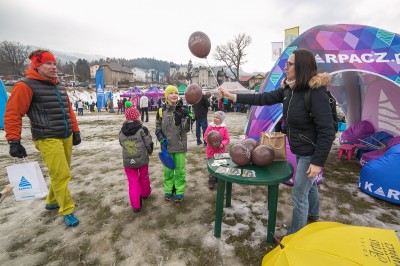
[163,152,186,195]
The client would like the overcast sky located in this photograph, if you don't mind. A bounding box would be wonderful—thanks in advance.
[0,0,398,73]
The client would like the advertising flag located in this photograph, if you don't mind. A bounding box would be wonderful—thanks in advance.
[95,69,104,111]
[284,26,299,48]
[271,42,283,61]
[0,79,9,129]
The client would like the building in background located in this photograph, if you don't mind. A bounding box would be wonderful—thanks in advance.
[99,62,134,86]
[131,67,147,82]
[191,66,229,88]
[90,65,100,79]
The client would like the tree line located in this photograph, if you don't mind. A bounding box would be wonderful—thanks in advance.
[1,33,252,82]
[0,41,174,82]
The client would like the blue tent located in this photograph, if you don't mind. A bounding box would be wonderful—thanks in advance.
[0,79,8,129]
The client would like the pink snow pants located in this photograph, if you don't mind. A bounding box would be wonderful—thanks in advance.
[124,164,151,209]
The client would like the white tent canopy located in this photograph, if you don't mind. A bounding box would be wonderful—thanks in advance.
[208,81,251,94]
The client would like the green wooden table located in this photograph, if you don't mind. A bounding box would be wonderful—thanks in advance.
[207,158,293,243]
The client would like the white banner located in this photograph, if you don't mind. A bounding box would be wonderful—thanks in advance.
[271,42,283,61]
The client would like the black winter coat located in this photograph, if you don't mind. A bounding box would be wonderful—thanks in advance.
[237,73,335,167]
[192,95,210,120]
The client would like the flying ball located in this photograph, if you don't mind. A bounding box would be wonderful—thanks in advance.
[185,83,203,104]
[188,31,211,58]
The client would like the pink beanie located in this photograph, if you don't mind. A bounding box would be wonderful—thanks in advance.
[125,102,140,121]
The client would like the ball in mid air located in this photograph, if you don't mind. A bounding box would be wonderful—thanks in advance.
[188,31,211,58]
[185,83,203,104]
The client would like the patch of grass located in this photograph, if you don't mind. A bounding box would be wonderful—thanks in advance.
[95,205,112,221]
[187,166,205,175]
[36,226,48,236]
[7,237,31,253]
[35,239,61,253]
[86,259,101,266]
[111,224,124,243]
[111,197,126,207]
[158,232,179,250]
[320,186,369,215]
[234,242,269,265]
[100,166,119,174]
[376,213,400,225]
[0,216,8,224]
[226,224,255,245]
[182,237,223,265]
[224,216,238,227]
[198,208,215,224]
[157,232,223,265]
[114,248,126,263]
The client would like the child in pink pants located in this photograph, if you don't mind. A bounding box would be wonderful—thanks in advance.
[119,102,154,211]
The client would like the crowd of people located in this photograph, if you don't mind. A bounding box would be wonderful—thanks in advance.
[4,48,335,239]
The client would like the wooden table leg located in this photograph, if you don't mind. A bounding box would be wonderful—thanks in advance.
[226,182,232,207]
[267,184,279,243]
[214,179,226,238]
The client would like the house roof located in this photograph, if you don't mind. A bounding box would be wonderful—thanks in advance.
[252,74,264,79]
[239,76,252,82]
[101,62,133,74]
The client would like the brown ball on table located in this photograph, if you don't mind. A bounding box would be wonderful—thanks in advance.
[229,144,251,166]
[242,138,258,154]
[251,145,275,167]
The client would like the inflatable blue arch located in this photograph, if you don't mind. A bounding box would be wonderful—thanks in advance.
[246,24,400,139]
[246,24,400,202]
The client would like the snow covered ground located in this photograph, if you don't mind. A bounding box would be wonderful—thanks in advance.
[0,88,399,265]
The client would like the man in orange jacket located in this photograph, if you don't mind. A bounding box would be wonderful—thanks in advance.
[4,50,81,227]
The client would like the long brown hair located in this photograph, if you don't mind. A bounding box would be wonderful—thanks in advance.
[293,49,317,91]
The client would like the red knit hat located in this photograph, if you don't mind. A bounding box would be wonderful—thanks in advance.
[31,51,56,68]
[125,102,140,121]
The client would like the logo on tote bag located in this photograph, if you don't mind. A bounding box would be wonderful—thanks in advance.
[18,176,32,190]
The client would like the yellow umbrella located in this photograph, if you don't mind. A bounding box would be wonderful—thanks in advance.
[263,222,400,266]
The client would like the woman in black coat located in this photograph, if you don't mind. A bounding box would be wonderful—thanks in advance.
[219,49,335,235]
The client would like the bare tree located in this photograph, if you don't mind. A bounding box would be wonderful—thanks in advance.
[0,41,30,76]
[213,33,252,81]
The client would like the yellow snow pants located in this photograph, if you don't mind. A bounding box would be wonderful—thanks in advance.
[34,136,74,215]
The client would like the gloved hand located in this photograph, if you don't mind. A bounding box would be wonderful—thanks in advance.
[9,141,27,158]
[188,111,195,120]
[174,108,189,126]
[156,130,166,142]
[73,132,81,146]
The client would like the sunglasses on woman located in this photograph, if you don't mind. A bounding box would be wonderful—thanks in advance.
[285,61,295,68]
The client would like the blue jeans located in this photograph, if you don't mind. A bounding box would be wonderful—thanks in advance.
[287,155,319,235]
[196,118,208,144]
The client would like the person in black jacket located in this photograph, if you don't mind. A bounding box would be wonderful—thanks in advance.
[192,94,210,146]
[219,49,335,235]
